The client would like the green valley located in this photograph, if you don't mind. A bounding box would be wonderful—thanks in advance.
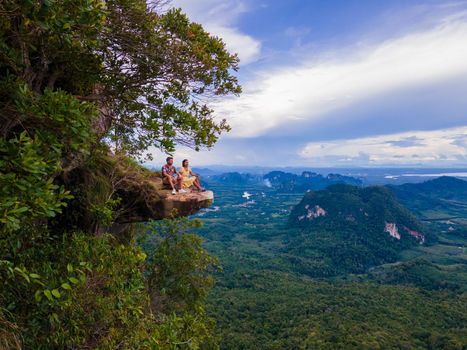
[193,175,467,349]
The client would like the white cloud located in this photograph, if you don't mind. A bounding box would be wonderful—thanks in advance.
[170,0,261,65]
[212,16,467,137]
[203,24,261,65]
[299,126,467,166]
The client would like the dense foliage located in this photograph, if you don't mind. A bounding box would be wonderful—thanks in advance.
[287,184,433,276]
[0,0,240,347]
[211,271,467,350]
[1,219,219,349]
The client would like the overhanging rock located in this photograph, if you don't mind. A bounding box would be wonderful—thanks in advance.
[115,174,214,223]
[160,190,214,218]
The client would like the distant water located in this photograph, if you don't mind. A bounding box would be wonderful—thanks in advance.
[385,172,467,179]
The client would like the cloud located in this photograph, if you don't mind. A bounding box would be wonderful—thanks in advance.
[148,2,467,168]
[203,24,261,65]
[212,14,467,137]
[170,0,261,65]
[386,136,424,148]
[299,126,467,166]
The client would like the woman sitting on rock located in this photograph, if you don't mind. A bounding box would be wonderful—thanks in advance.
[179,159,205,192]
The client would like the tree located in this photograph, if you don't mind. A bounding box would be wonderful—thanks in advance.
[0,0,239,347]
[1,0,239,156]
[0,0,240,231]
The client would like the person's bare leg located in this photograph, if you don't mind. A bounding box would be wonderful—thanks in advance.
[197,177,205,191]
[165,176,175,190]
[193,178,202,191]
[165,175,176,193]
[177,177,183,191]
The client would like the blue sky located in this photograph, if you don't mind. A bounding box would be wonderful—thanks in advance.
[148,0,467,168]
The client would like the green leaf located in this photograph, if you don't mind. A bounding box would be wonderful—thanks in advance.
[21,273,30,283]
[51,289,61,298]
[67,263,73,273]
[29,273,41,279]
[35,290,43,302]
[43,289,53,301]
[69,277,79,284]
[61,283,72,290]
[15,207,29,213]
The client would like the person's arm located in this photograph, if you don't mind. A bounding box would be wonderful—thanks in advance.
[189,169,199,177]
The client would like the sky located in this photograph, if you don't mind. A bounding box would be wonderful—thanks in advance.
[148,0,467,168]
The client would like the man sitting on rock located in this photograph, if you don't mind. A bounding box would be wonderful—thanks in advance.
[162,156,183,195]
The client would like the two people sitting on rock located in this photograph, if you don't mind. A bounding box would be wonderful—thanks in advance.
[162,157,205,195]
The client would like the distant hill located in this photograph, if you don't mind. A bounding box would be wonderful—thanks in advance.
[286,184,430,276]
[388,176,467,204]
[201,170,363,190]
[206,172,263,185]
[191,167,220,176]
[264,171,362,192]
[387,176,467,225]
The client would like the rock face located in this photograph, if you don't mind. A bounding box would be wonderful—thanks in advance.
[99,185,213,235]
[159,189,214,219]
[385,222,401,240]
[403,226,425,244]
[298,205,327,221]
[62,153,214,234]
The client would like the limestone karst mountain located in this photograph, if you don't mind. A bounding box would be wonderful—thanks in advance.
[287,184,430,275]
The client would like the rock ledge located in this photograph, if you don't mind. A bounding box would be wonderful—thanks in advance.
[160,189,214,219]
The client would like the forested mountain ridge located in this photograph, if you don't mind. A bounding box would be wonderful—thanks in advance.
[202,169,363,190]
[290,184,425,242]
[389,176,467,199]
[206,172,263,185]
[285,185,431,277]
[1,0,466,348]
[264,171,363,191]
[387,176,467,219]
